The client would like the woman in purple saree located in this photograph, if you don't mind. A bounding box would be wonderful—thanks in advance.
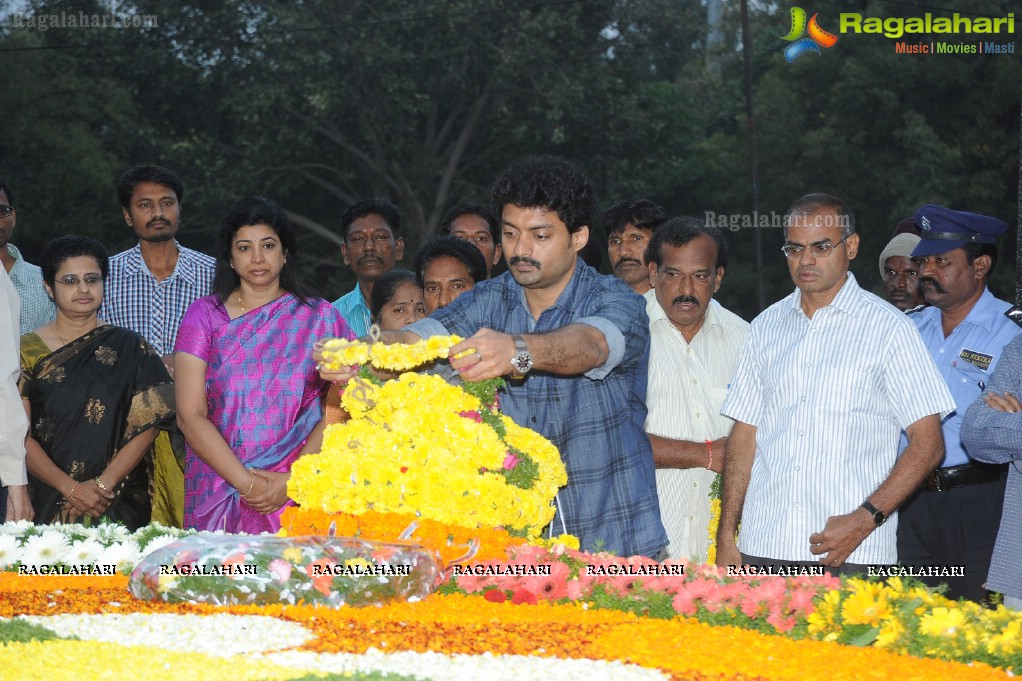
[175,197,353,533]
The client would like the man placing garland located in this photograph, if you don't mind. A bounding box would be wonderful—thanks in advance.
[320,156,667,558]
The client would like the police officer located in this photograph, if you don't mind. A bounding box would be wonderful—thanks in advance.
[898,204,1019,603]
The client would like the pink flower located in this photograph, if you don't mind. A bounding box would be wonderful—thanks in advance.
[459,410,483,422]
[786,585,818,616]
[767,610,797,632]
[269,559,292,582]
[672,586,698,616]
[502,452,520,470]
[522,561,570,601]
[456,574,481,593]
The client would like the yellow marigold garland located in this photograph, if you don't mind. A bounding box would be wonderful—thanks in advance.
[289,372,567,538]
[317,335,463,372]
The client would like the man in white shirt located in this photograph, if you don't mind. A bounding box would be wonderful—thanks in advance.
[0,266,32,521]
[717,193,953,573]
[644,217,748,562]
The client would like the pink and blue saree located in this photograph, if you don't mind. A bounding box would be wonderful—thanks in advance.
[175,293,352,533]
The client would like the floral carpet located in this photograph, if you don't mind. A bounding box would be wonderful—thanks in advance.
[1,522,1019,680]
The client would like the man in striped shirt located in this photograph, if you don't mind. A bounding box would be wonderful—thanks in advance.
[100,165,215,527]
[716,193,953,573]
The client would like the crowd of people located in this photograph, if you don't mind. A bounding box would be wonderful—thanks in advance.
[0,156,1019,611]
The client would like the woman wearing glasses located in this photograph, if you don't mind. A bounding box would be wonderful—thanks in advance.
[19,235,174,528]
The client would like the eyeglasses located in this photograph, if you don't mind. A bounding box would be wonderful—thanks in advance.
[56,274,103,287]
[780,236,849,259]
[0,206,12,217]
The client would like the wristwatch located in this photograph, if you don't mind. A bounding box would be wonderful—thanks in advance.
[509,334,533,378]
[860,500,886,526]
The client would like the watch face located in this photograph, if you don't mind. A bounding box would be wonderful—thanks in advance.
[512,352,532,374]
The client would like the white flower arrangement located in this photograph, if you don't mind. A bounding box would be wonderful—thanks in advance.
[0,521,218,575]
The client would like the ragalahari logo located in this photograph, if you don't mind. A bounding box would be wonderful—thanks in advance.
[781,7,838,62]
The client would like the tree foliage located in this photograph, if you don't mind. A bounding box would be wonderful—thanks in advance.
[1,0,1018,311]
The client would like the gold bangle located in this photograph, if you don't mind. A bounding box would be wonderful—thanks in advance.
[67,480,80,499]
[241,470,256,498]
[93,477,108,491]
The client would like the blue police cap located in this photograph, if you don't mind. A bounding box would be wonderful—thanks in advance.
[910,204,1007,257]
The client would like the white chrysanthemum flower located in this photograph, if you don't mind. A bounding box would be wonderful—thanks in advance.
[0,534,20,568]
[96,523,131,543]
[67,538,105,566]
[21,531,72,566]
[137,533,182,558]
[96,541,142,573]
[1,519,36,537]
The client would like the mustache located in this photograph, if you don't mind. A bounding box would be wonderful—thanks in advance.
[509,256,541,269]
[919,277,946,294]
[147,218,170,228]
[357,255,382,264]
[672,295,699,306]
[614,257,641,269]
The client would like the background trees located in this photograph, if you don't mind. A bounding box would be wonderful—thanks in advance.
[2,0,1019,318]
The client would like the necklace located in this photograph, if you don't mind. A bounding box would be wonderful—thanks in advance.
[235,289,284,313]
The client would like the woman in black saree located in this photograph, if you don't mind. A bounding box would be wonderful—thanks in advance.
[19,236,174,529]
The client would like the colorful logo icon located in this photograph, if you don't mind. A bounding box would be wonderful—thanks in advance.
[781,7,838,62]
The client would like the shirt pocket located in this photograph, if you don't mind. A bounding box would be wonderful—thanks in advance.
[951,359,990,391]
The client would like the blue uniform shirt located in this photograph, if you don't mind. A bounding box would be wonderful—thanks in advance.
[908,288,1022,467]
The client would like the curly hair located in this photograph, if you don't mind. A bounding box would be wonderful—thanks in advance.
[490,156,595,235]
[40,235,109,286]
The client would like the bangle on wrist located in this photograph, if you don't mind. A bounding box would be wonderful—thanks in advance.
[93,477,108,491]
[241,469,256,498]
[705,439,714,470]
[67,480,80,499]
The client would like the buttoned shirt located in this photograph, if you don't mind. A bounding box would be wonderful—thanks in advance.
[407,259,667,557]
[0,267,28,486]
[961,333,1022,599]
[645,292,749,562]
[6,244,54,333]
[906,288,1021,467]
[332,285,371,338]
[721,274,954,564]
[99,242,215,356]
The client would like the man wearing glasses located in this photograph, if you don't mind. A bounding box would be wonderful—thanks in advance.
[715,193,953,575]
[0,179,54,332]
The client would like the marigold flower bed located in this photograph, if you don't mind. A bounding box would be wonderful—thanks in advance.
[0,576,1012,680]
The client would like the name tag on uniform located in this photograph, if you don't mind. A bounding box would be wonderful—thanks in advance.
[959,348,993,371]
